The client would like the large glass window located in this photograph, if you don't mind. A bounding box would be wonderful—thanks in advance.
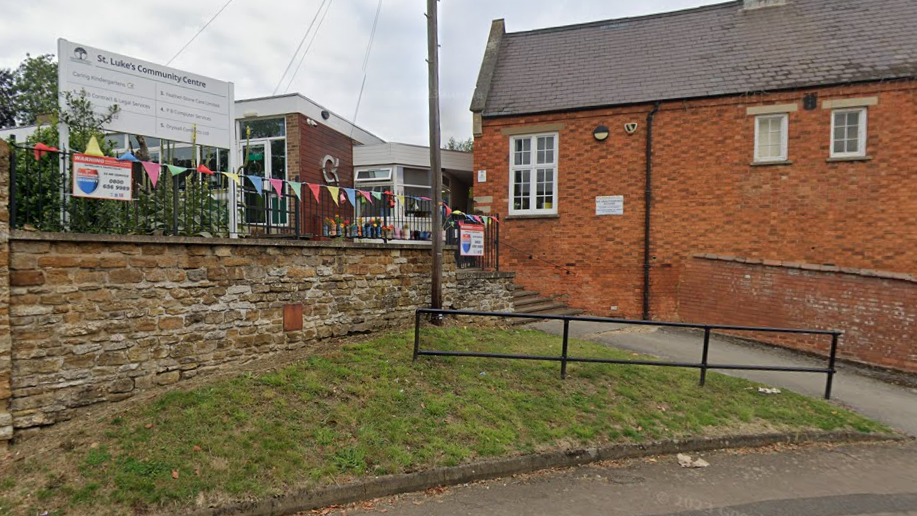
[239,118,286,139]
[509,133,557,215]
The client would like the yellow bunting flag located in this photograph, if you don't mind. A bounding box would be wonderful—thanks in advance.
[222,172,241,186]
[84,136,105,157]
[327,186,340,206]
[396,195,405,206]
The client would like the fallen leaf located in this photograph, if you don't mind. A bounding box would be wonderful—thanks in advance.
[172,470,179,479]
[145,423,154,429]
[193,445,202,452]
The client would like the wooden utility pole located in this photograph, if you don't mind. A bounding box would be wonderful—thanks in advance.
[427,0,444,310]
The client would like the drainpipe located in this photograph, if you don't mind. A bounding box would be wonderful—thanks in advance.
[642,102,661,321]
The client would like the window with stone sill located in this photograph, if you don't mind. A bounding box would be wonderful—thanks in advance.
[831,108,867,158]
[509,133,558,215]
[754,114,788,163]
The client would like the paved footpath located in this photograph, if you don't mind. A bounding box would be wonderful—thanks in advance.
[337,442,917,516]
[523,320,917,437]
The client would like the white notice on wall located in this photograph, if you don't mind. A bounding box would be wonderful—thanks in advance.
[595,195,624,216]
[58,39,233,148]
[477,170,487,183]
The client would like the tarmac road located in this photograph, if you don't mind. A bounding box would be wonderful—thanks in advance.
[334,442,917,516]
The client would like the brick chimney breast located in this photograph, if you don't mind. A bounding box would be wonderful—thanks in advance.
[743,0,788,9]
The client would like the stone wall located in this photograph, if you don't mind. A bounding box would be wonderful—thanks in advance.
[0,140,12,451]
[679,255,917,373]
[451,270,515,314]
[6,232,513,439]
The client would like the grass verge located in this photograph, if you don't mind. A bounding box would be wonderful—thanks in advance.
[0,327,888,515]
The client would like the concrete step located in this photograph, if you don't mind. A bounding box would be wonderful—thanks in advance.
[542,308,585,317]
[513,290,540,299]
[516,301,569,314]
[514,295,552,307]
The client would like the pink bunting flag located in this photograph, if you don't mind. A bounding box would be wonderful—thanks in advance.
[308,183,322,203]
[359,190,374,202]
[269,178,284,196]
[442,203,453,216]
[419,196,432,201]
[141,161,161,188]
[197,163,214,175]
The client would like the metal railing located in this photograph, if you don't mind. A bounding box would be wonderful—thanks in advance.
[412,309,841,399]
[7,142,500,267]
[445,215,499,271]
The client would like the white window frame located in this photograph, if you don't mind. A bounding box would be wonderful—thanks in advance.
[508,133,559,216]
[753,114,789,163]
[355,168,393,183]
[830,108,867,158]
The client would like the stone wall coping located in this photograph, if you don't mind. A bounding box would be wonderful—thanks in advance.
[691,253,917,284]
[11,230,458,251]
[455,269,515,280]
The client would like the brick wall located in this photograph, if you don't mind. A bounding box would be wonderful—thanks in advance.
[679,256,917,374]
[5,233,513,440]
[474,81,917,322]
[0,140,12,451]
[287,113,355,186]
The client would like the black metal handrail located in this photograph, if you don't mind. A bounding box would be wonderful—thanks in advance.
[413,308,841,400]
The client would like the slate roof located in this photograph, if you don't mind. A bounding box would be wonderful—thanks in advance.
[472,0,917,117]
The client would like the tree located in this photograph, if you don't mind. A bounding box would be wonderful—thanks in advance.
[0,68,15,127]
[13,53,58,125]
[444,136,473,152]
[57,89,118,152]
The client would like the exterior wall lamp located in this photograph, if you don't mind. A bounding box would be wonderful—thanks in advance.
[593,125,610,141]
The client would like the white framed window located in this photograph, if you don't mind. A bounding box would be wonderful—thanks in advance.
[509,133,558,215]
[830,108,867,158]
[355,168,393,182]
[754,114,788,163]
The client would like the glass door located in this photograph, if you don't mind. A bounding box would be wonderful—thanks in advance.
[241,141,268,224]
[240,140,288,226]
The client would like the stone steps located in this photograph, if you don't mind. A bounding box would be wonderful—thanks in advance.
[509,282,583,324]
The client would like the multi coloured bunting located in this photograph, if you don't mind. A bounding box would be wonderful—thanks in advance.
[117,151,139,162]
[327,186,340,206]
[396,195,405,206]
[246,175,264,196]
[269,178,284,196]
[197,163,214,175]
[343,188,357,206]
[288,181,303,200]
[360,190,374,202]
[141,161,161,188]
[32,142,58,161]
[221,171,241,186]
[84,136,105,157]
[166,164,186,176]
[308,183,322,203]
[371,191,382,201]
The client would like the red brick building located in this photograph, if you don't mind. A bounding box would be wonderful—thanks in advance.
[470,0,917,372]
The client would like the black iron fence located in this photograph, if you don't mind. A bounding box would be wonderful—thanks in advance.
[413,309,841,399]
[8,142,500,269]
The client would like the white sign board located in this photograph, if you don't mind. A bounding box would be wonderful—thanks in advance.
[72,154,133,201]
[459,223,485,257]
[595,195,624,216]
[58,39,233,148]
[477,170,487,183]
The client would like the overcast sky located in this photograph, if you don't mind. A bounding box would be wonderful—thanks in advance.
[0,0,723,145]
